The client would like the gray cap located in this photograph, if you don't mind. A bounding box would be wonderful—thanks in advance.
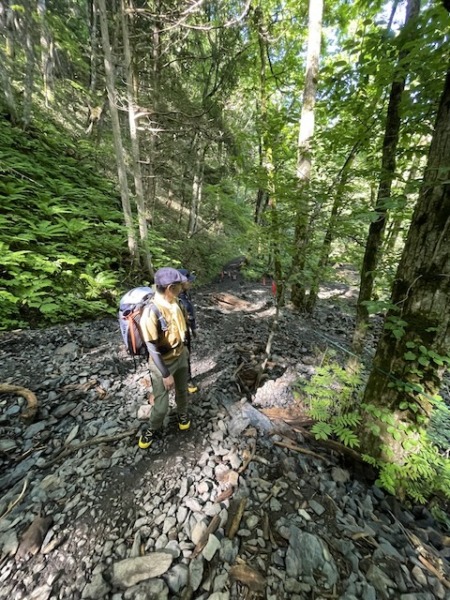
[154,267,187,286]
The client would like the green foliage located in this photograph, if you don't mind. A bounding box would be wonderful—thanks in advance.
[384,315,409,340]
[0,118,127,328]
[299,357,363,448]
[428,402,450,454]
[372,435,450,505]
[298,355,450,502]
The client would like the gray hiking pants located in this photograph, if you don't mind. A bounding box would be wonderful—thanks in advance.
[148,346,189,431]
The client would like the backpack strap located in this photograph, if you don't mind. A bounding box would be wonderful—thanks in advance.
[148,302,168,332]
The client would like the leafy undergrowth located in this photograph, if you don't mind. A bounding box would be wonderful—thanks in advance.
[0,116,126,329]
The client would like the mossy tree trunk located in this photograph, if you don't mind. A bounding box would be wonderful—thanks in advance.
[361,64,450,463]
[352,0,421,355]
[290,0,323,309]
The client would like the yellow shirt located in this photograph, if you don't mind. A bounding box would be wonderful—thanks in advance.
[141,299,187,362]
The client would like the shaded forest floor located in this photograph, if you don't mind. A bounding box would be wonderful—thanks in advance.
[1,270,450,599]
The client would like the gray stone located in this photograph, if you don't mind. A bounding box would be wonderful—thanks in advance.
[0,529,19,556]
[82,574,110,599]
[164,563,188,594]
[220,538,238,563]
[111,553,173,588]
[366,564,396,595]
[29,584,53,600]
[52,402,77,418]
[286,527,338,588]
[24,421,47,438]
[189,556,204,592]
[331,467,350,483]
[123,579,169,600]
[308,499,325,516]
[202,534,221,561]
[0,438,17,452]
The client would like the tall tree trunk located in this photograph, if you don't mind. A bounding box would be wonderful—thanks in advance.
[0,47,16,121]
[291,0,323,309]
[254,110,269,225]
[382,159,420,259]
[0,3,17,121]
[188,143,206,236]
[255,6,284,304]
[306,144,359,312]
[144,0,161,213]
[352,0,421,355]
[22,0,35,128]
[37,0,53,106]
[361,63,450,471]
[120,0,153,277]
[96,0,138,261]
[88,0,98,93]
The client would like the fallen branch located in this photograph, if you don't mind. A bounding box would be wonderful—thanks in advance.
[418,555,450,589]
[0,383,38,422]
[229,563,266,594]
[191,514,221,559]
[238,439,256,475]
[38,429,137,469]
[0,478,28,521]
[290,426,364,463]
[273,438,331,463]
[260,304,280,375]
[226,497,247,539]
[214,486,234,503]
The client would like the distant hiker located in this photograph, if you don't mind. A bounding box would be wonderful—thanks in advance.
[138,267,191,449]
[178,268,198,394]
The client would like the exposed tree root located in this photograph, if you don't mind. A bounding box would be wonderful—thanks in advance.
[0,383,38,422]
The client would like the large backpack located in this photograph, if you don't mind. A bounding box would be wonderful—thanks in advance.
[118,286,167,357]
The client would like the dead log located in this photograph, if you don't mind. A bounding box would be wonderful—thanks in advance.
[0,383,38,422]
[210,292,252,312]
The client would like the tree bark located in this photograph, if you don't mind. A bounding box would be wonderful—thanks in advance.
[0,2,17,120]
[188,142,206,237]
[96,0,138,261]
[361,64,450,465]
[37,0,53,106]
[255,6,284,305]
[22,0,36,128]
[120,0,153,277]
[291,0,323,309]
[88,0,98,93]
[352,0,421,354]
[306,144,359,312]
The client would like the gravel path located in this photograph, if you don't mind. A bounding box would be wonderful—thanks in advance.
[0,276,449,599]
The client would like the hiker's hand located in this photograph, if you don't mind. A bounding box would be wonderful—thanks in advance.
[191,330,197,339]
[163,374,175,390]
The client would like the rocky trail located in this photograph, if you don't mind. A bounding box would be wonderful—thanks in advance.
[1,273,450,600]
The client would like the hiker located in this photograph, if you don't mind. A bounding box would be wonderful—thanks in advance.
[138,267,191,449]
[178,268,198,394]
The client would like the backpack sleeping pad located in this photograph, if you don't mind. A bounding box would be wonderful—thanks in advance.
[118,286,167,357]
